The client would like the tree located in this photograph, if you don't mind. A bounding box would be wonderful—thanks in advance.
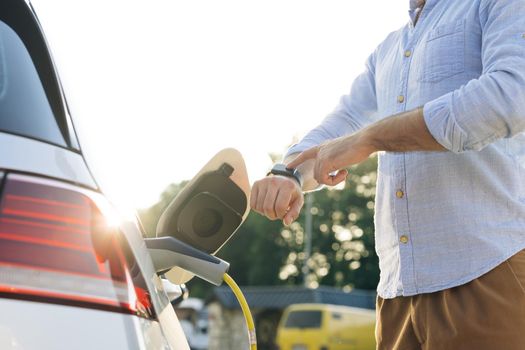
[277,157,379,290]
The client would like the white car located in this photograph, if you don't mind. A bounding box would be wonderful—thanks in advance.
[0,0,249,349]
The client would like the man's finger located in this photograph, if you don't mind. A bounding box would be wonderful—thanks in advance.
[283,194,304,226]
[314,169,348,186]
[250,182,259,210]
[262,184,279,220]
[254,181,270,215]
[274,187,293,219]
[287,147,318,169]
[321,169,348,186]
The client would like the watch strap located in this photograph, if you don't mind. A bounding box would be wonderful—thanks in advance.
[267,163,303,187]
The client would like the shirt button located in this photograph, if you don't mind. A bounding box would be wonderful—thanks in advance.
[397,95,405,103]
[396,190,404,198]
[400,235,409,244]
[404,50,412,57]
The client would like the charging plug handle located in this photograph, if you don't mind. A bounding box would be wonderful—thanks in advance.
[145,236,230,286]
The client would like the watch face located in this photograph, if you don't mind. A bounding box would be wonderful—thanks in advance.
[271,163,292,175]
[275,164,289,172]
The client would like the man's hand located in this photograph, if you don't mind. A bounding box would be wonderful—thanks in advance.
[287,133,374,186]
[250,175,304,226]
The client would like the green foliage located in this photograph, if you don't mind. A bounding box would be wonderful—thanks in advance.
[138,157,379,297]
[282,157,380,290]
[216,212,289,285]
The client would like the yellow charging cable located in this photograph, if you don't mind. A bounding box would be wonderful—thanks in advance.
[223,273,257,350]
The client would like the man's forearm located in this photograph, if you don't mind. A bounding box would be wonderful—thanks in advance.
[363,107,445,153]
[285,107,446,188]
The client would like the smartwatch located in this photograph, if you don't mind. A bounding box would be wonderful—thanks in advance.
[267,163,303,187]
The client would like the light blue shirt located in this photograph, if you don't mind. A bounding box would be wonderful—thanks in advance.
[287,0,525,298]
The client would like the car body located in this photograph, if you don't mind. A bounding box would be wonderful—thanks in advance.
[0,0,191,348]
[276,303,376,350]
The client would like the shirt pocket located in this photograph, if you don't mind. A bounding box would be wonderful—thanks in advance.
[418,20,465,83]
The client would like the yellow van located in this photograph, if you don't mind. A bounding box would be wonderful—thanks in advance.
[275,303,376,350]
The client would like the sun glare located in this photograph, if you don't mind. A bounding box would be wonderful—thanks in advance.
[33,0,407,210]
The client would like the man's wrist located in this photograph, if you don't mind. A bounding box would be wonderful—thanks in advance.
[267,163,303,187]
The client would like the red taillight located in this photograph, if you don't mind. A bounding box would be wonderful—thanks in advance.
[0,174,154,319]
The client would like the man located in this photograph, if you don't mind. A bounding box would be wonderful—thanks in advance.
[250,0,525,349]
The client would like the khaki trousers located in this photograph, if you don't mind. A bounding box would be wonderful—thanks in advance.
[376,249,525,350]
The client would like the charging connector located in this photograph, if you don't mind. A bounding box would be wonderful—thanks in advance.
[146,236,229,286]
[146,237,257,349]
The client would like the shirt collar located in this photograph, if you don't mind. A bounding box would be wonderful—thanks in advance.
[408,0,433,23]
[409,0,425,11]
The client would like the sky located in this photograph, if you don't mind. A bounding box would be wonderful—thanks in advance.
[31,0,407,212]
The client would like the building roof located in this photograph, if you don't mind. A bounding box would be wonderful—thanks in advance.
[211,285,376,310]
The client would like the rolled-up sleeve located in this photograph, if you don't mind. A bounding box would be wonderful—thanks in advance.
[424,0,525,153]
[286,51,378,158]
